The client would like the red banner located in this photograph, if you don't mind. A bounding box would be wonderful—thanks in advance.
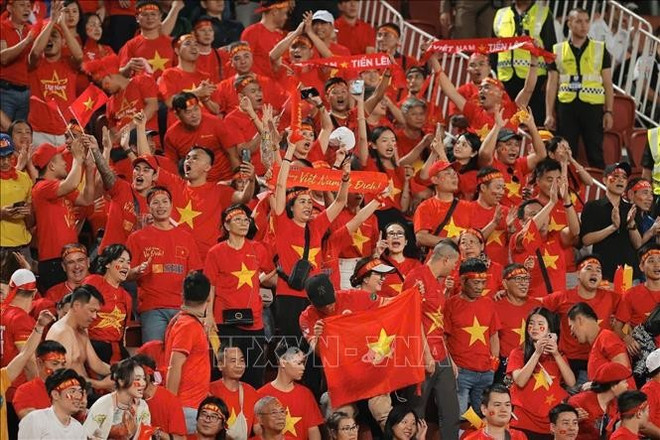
[294,53,396,72]
[318,287,425,408]
[289,77,303,143]
[425,36,555,63]
[268,166,389,194]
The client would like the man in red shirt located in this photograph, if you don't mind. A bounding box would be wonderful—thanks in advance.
[0,0,34,129]
[192,17,223,84]
[469,167,509,266]
[164,92,237,181]
[444,258,501,417]
[45,243,90,304]
[549,404,580,440]
[164,271,212,434]
[27,3,82,145]
[567,302,632,382]
[402,239,461,440]
[253,396,288,440]
[374,23,417,72]
[310,10,351,57]
[118,1,175,81]
[335,0,375,55]
[240,0,288,78]
[31,140,95,291]
[133,353,187,439]
[610,391,649,440]
[463,384,527,440]
[324,77,357,132]
[257,342,324,440]
[446,52,492,119]
[642,349,660,438]
[126,186,203,342]
[12,340,67,420]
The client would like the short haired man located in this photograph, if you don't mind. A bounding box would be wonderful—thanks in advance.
[45,244,90,304]
[335,0,376,55]
[164,271,212,434]
[641,349,660,438]
[462,384,527,439]
[254,396,288,440]
[13,340,67,419]
[240,0,289,77]
[610,390,649,439]
[549,403,579,440]
[17,368,86,439]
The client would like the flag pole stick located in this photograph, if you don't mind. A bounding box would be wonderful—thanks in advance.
[54,104,76,139]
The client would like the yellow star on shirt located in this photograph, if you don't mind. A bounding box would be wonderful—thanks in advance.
[227,408,237,427]
[461,316,489,346]
[283,408,302,436]
[476,124,490,140]
[532,369,552,391]
[545,394,557,406]
[389,283,403,295]
[41,70,69,101]
[548,216,565,233]
[231,263,256,288]
[95,306,126,332]
[340,62,350,68]
[425,305,444,335]
[147,50,169,72]
[512,318,526,345]
[291,245,321,268]
[368,328,396,359]
[486,229,504,246]
[387,179,402,201]
[352,227,371,253]
[523,230,536,244]
[443,218,464,238]
[176,200,202,228]
[505,180,521,197]
[82,97,95,111]
[542,250,559,270]
[118,97,138,114]
[183,83,198,93]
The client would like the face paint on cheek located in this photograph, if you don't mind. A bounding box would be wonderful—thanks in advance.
[132,381,142,388]
[559,430,567,435]
[45,368,54,376]
[540,326,546,332]
[488,411,495,416]
[114,264,122,271]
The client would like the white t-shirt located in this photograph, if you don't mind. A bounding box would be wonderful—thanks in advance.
[18,406,86,439]
[83,393,151,440]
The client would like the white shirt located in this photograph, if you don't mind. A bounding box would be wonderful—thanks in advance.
[83,393,151,440]
[18,406,86,439]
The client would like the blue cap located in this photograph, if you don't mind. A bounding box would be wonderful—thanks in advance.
[0,134,15,157]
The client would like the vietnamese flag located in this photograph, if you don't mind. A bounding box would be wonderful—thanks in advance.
[318,287,425,408]
[69,84,108,128]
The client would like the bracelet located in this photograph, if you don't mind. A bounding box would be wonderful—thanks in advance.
[628,224,637,230]
[316,104,324,110]
[530,64,538,67]
[34,326,43,334]
[563,203,573,208]
[283,158,293,163]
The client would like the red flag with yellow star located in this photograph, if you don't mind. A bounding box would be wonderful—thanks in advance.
[69,84,108,128]
[318,287,425,408]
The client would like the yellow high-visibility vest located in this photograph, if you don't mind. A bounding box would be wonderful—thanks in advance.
[648,127,660,194]
[493,4,549,81]
[554,39,606,104]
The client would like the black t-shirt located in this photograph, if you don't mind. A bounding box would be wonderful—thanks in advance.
[580,197,640,281]
[547,38,612,71]
[642,140,654,170]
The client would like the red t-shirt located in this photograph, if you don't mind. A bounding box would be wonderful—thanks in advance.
[615,284,660,326]
[462,99,519,133]
[320,226,353,288]
[158,67,211,102]
[542,288,620,360]
[118,34,174,80]
[491,157,530,208]
[393,128,424,158]
[112,154,178,180]
[211,73,286,117]
[0,305,34,400]
[31,179,79,261]
[403,264,448,361]
[380,257,421,298]
[256,383,323,440]
[587,329,629,380]
[413,198,473,240]
[469,201,510,266]
[145,386,187,437]
[462,428,527,440]
[335,17,375,55]
[0,18,32,86]
[494,298,538,359]
[28,57,77,134]
[506,347,569,434]
[156,168,235,258]
[99,178,149,253]
[299,289,381,343]
[204,240,274,330]
[273,211,332,298]
[196,50,223,84]
[45,281,75,304]
[106,1,136,15]
[240,23,285,78]
[12,377,50,414]
[328,208,379,259]
[105,74,159,132]
[126,225,203,312]
[448,82,479,118]
[209,380,259,432]
[83,274,132,343]
[219,108,268,176]
[362,163,407,212]
[444,295,501,371]
[567,391,617,440]
[163,312,210,408]
[641,380,660,429]
[164,113,234,182]
[610,427,641,440]
[447,261,503,299]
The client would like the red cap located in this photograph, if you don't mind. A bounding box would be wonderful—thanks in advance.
[31,143,66,170]
[132,155,158,171]
[593,362,631,383]
[428,160,454,177]
[83,54,120,82]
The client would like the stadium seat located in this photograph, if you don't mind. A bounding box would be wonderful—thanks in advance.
[609,94,636,147]
[580,167,605,203]
[628,129,649,172]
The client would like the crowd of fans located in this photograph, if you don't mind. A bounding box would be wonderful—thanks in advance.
[1,0,660,439]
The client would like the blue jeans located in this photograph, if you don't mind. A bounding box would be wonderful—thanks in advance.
[140,308,179,342]
[457,367,494,417]
[183,407,198,434]
[0,87,29,122]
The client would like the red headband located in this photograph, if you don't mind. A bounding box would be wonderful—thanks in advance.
[478,171,504,185]
[225,209,246,222]
[1,279,37,309]
[236,76,257,93]
[147,189,171,203]
[185,97,198,109]
[256,2,289,14]
[482,77,504,91]
[54,378,81,393]
[175,34,196,49]
[137,4,160,14]
[463,272,488,280]
[641,249,660,264]
[62,245,87,259]
[504,267,529,280]
[578,258,601,271]
[300,123,314,133]
[631,180,651,192]
[326,83,346,95]
[40,352,66,362]
[621,401,648,417]
[378,26,400,38]
[356,259,387,279]
[286,189,310,203]
[230,44,252,57]
[201,403,223,415]
[292,36,313,49]
[460,228,484,243]
[194,20,213,31]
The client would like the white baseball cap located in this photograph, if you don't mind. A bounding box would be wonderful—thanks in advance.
[646,348,660,375]
[312,10,334,25]
[329,126,356,151]
[10,269,37,289]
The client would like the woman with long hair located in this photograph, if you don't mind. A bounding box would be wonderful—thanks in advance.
[375,221,422,297]
[445,228,502,297]
[86,244,133,363]
[506,307,576,439]
[383,405,426,440]
[190,396,230,440]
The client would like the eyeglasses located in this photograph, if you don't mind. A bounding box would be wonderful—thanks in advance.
[339,425,359,432]
[200,412,225,423]
[387,231,405,237]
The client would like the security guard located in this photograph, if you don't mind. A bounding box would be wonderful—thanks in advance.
[493,0,556,122]
[545,7,614,169]
[640,127,660,214]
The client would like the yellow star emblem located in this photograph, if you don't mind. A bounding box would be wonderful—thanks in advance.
[227,407,237,427]
[41,70,69,101]
[425,305,444,335]
[83,97,95,111]
[183,83,198,93]
[486,229,504,246]
[532,369,552,391]
[461,316,489,346]
[340,62,350,68]
[481,288,491,297]
[512,318,526,345]
[442,218,464,238]
[176,200,202,228]
[231,263,256,289]
[352,227,371,253]
[476,124,490,140]
[389,283,403,294]
[147,50,170,72]
[283,407,302,436]
[542,250,559,270]
[548,216,565,233]
[291,245,321,268]
[523,230,536,244]
[368,328,396,359]
[118,97,138,114]
[387,179,402,201]
[545,394,557,406]
[95,305,126,332]
[505,180,521,197]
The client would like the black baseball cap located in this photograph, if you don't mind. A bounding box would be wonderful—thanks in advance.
[604,162,632,177]
[304,274,336,308]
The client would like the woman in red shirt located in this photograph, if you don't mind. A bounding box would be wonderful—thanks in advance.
[349,257,395,295]
[507,307,576,438]
[375,222,421,297]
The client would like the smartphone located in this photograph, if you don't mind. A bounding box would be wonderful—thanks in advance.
[350,80,364,95]
[241,149,251,163]
[12,201,26,208]
[300,87,320,100]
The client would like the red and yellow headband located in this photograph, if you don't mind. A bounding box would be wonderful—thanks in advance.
[62,245,88,259]
[292,35,313,49]
[137,3,160,14]
[230,44,252,57]
[286,189,311,203]
[378,26,400,38]
[356,259,388,279]
[201,403,224,415]
[641,249,660,264]
[147,188,172,203]
[225,208,247,222]
[194,20,213,31]
[460,228,484,243]
[175,34,196,49]
[326,82,347,95]
[631,180,652,192]
[54,378,81,393]
[300,123,314,133]
[504,267,529,280]
[40,352,66,362]
[578,257,601,271]
[184,97,199,109]
[236,76,257,93]
[463,272,488,280]
[256,1,289,14]
[478,171,504,185]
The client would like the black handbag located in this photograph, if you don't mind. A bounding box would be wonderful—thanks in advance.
[222,308,254,326]
[644,304,660,337]
[286,225,312,291]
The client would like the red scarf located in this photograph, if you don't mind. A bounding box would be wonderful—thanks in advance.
[0,168,18,180]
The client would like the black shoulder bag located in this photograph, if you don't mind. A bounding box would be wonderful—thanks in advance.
[282,225,312,291]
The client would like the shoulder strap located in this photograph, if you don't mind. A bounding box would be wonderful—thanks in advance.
[504,430,512,440]
[131,188,141,220]
[433,198,459,236]
[535,248,554,294]
[238,383,244,411]
[302,224,311,260]
[380,256,405,282]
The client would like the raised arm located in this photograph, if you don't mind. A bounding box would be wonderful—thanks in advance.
[544,70,558,130]
[0,28,35,66]
[88,131,116,191]
[75,147,97,206]
[160,0,183,37]
[5,311,55,382]
[477,107,506,167]
[365,69,392,115]
[324,157,351,223]
[436,65,466,112]
[59,15,83,64]
[273,139,296,215]
[519,108,546,170]
[356,92,369,167]
[269,19,305,68]
[514,61,537,108]
[56,139,85,197]
[28,3,63,69]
